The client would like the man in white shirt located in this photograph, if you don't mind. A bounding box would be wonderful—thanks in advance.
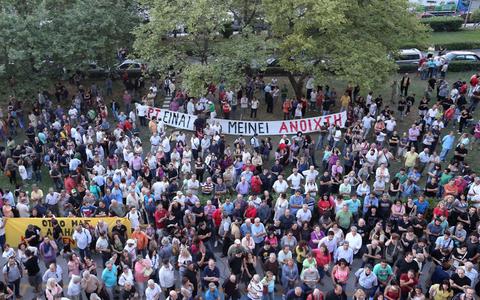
[296,204,312,225]
[145,279,162,300]
[72,225,92,260]
[45,188,60,216]
[385,118,396,136]
[287,168,304,193]
[468,177,480,207]
[272,175,289,194]
[302,166,319,182]
[345,227,363,255]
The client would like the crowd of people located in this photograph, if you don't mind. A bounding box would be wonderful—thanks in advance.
[0,67,480,300]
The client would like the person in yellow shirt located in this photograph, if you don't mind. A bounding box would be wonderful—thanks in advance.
[340,92,351,112]
[428,281,454,300]
[30,184,44,204]
[404,147,418,170]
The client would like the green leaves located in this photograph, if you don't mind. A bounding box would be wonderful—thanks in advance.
[134,0,268,97]
[0,0,140,99]
[262,0,428,92]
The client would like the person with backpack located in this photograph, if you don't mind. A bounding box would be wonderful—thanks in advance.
[72,225,92,262]
[2,256,23,299]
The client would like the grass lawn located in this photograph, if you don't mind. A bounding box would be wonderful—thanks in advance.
[0,70,479,206]
[429,29,480,45]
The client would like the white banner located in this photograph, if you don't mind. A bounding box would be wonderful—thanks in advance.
[146,106,346,136]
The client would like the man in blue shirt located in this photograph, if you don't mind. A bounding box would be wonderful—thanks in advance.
[362,193,378,216]
[414,195,429,215]
[289,191,304,215]
[440,131,455,161]
[344,194,362,220]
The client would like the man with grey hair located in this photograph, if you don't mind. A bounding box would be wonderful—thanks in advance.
[81,270,101,299]
[462,262,479,287]
[345,226,363,256]
[301,265,320,292]
[145,279,162,300]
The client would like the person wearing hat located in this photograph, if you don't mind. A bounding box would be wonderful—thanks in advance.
[124,239,137,261]
[205,282,220,300]
[227,239,247,258]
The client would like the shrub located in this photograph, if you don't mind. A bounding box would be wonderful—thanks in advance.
[421,16,464,32]
[470,9,480,23]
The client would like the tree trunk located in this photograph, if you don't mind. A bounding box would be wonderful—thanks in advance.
[287,72,307,100]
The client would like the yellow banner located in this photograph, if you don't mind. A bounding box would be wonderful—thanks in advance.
[5,217,131,247]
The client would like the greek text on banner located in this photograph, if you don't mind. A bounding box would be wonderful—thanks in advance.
[146,107,346,136]
[5,217,131,247]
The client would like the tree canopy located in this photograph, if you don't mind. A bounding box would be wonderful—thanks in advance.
[0,0,140,98]
[135,0,427,98]
[134,0,269,97]
[262,0,428,97]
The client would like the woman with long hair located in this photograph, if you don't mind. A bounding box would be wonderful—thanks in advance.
[331,258,350,289]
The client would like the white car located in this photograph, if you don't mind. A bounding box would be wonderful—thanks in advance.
[116,59,147,76]
[395,49,424,65]
[441,51,480,63]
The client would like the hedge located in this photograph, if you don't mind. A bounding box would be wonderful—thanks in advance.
[397,61,480,73]
[420,16,464,32]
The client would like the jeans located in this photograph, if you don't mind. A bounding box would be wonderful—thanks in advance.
[78,248,90,262]
[263,292,274,300]
[8,278,21,297]
[439,147,450,161]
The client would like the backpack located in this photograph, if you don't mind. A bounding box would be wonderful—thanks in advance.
[4,260,22,278]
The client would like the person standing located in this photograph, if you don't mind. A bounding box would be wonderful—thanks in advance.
[2,256,23,299]
[101,261,118,300]
[400,74,410,97]
[251,98,259,119]
[23,249,42,295]
[72,225,92,261]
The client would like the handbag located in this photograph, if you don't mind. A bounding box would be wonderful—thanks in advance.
[143,267,154,277]
[4,170,11,177]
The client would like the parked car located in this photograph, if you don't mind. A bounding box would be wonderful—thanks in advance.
[115,59,147,76]
[441,51,480,63]
[394,48,424,65]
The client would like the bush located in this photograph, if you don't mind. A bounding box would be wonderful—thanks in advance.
[434,41,480,50]
[471,9,480,23]
[421,16,464,32]
[446,61,480,72]
[397,61,480,73]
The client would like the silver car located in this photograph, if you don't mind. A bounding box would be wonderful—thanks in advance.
[395,49,424,65]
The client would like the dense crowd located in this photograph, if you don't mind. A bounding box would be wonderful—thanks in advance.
[0,68,480,300]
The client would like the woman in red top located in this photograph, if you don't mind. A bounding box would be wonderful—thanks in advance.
[312,244,331,282]
[432,201,449,219]
[250,175,263,195]
[318,194,334,217]
[384,282,401,300]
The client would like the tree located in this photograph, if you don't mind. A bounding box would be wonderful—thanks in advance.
[262,0,428,98]
[0,0,140,99]
[134,0,268,97]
